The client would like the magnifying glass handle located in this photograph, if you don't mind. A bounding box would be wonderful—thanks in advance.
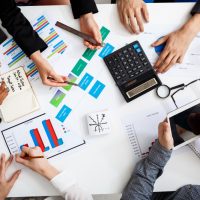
[170,84,185,90]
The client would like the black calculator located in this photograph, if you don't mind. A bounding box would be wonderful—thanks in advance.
[104,41,162,102]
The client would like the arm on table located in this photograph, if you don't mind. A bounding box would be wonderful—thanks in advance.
[15,146,93,200]
[121,122,173,200]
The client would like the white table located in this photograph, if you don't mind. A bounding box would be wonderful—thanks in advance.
[1,3,200,197]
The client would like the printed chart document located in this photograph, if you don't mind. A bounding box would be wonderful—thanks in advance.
[1,113,85,159]
[121,101,168,158]
[0,67,39,122]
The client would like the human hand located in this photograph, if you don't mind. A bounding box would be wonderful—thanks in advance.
[15,146,59,180]
[117,0,149,34]
[80,13,102,50]
[0,81,8,105]
[30,51,68,87]
[158,122,174,150]
[152,14,200,73]
[0,154,21,200]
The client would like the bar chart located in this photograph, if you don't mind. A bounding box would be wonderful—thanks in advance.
[0,15,67,80]
[2,113,85,158]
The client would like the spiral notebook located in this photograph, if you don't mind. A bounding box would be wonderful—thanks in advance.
[189,138,200,158]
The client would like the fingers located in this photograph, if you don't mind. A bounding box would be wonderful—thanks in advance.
[142,4,149,22]
[0,82,8,105]
[0,154,6,177]
[42,74,67,87]
[162,55,179,73]
[135,8,144,32]
[5,155,14,170]
[128,12,139,34]
[156,53,174,73]
[8,170,21,188]
[15,154,29,167]
[154,48,170,70]
[151,36,168,47]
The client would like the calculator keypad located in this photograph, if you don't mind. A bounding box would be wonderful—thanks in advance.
[105,42,152,87]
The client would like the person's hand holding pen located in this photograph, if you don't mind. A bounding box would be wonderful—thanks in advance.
[30,51,69,87]
[79,13,102,50]
[15,146,59,180]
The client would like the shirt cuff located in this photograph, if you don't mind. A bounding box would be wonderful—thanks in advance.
[50,171,77,195]
[148,140,172,168]
[191,1,200,15]
[71,0,98,19]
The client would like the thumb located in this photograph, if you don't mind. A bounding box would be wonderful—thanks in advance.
[50,72,64,83]
[8,170,21,188]
[151,36,168,47]
[92,29,102,44]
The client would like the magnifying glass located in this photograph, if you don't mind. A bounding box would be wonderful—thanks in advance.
[156,84,185,99]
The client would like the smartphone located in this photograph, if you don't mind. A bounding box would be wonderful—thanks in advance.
[0,28,7,45]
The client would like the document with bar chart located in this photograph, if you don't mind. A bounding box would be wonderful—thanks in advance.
[1,113,85,158]
[0,15,67,80]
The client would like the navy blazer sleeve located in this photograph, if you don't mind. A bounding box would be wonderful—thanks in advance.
[191,0,200,15]
[0,0,47,57]
[70,0,98,19]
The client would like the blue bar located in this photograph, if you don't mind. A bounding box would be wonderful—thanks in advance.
[36,23,49,33]
[27,62,35,69]
[30,130,39,146]
[12,51,24,60]
[49,28,55,34]
[56,105,72,123]
[3,38,14,47]
[8,51,25,66]
[53,40,63,49]
[58,138,64,145]
[42,120,56,148]
[79,73,94,91]
[7,46,18,56]
[89,80,105,99]
[30,70,38,77]
[47,35,59,45]
[33,15,45,27]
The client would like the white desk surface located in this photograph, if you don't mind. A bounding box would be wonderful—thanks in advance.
[1,2,200,197]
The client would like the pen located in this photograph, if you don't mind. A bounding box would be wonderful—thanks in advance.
[55,21,104,47]
[47,76,79,86]
[29,156,44,160]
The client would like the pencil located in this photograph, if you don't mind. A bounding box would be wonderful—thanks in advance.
[55,21,104,47]
[47,76,79,86]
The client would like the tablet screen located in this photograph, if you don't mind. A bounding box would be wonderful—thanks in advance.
[169,104,200,147]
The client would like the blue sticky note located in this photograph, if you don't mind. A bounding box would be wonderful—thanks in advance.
[99,43,114,58]
[56,105,72,123]
[79,73,94,90]
[89,81,105,99]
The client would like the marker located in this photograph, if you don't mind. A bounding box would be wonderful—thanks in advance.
[47,76,79,86]
[29,156,44,160]
[55,21,104,47]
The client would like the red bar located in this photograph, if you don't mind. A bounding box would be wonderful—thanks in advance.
[35,21,48,31]
[45,33,58,43]
[34,128,45,152]
[46,119,59,147]
[3,44,17,55]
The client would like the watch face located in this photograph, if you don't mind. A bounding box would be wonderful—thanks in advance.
[0,29,7,45]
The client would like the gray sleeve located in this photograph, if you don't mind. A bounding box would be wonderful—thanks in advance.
[121,141,172,200]
[191,0,200,15]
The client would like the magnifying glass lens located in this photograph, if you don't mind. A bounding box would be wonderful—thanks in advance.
[157,85,170,98]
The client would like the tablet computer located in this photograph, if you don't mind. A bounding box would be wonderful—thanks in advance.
[167,99,200,150]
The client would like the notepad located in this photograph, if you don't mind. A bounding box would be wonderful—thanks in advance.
[0,67,40,122]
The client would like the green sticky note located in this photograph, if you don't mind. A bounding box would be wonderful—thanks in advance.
[82,48,97,61]
[72,59,87,76]
[100,26,110,41]
[50,90,66,107]
[63,73,77,91]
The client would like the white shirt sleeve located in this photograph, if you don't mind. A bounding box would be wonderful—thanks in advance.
[50,171,93,200]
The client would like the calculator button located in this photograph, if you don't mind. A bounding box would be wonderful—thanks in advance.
[133,44,139,49]
[136,48,142,53]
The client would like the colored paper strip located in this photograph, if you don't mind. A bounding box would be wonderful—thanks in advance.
[89,80,105,99]
[99,43,114,58]
[50,89,66,107]
[79,73,94,91]
[82,48,97,61]
[56,105,72,123]
[100,26,110,41]
[63,73,77,91]
[72,59,87,76]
